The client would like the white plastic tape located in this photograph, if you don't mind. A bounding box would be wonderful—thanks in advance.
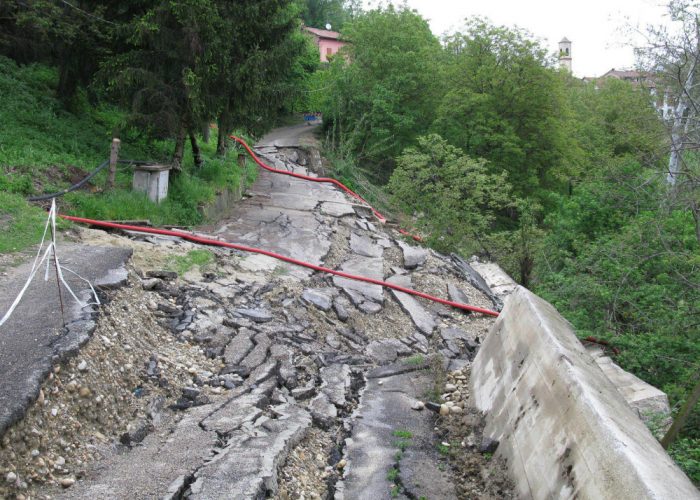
[0,199,100,329]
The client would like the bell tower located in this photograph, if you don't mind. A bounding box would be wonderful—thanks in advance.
[559,37,572,72]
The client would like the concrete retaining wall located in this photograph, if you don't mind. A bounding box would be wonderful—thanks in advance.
[469,260,517,299]
[198,185,245,221]
[470,286,699,499]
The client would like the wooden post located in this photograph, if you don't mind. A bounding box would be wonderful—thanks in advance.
[107,138,121,190]
[236,153,248,197]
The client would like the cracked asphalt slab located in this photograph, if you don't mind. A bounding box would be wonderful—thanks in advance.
[0,126,511,499]
[0,244,132,437]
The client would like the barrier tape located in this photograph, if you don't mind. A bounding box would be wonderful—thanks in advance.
[0,200,100,329]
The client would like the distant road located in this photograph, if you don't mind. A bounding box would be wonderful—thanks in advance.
[257,121,322,148]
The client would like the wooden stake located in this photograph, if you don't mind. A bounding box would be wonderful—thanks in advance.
[49,229,66,328]
[107,138,121,190]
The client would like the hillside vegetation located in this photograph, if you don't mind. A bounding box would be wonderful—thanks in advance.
[0,0,338,249]
[0,55,258,254]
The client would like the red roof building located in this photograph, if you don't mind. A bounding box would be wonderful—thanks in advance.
[304,26,347,63]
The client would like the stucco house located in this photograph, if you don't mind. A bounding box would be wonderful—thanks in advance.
[303,26,346,63]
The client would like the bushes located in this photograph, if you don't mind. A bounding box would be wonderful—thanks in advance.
[388,134,513,253]
[669,437,700,483]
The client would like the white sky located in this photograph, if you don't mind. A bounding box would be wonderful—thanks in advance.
[362,0,672,77]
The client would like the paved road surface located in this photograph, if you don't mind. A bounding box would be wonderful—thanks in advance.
[0,244,131,435]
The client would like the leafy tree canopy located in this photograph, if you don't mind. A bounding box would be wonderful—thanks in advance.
[301,0,360,30]
[323,5,443,177]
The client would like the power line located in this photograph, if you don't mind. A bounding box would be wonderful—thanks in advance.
[58,0,116,25]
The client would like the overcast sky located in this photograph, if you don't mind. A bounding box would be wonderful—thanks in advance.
[362,0,671,77]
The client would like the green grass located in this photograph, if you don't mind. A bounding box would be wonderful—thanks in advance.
[436,443,450,456]
[386,467,399,482]
[394,439,411,452]
[64,170,216,226]
[272,265,290,276]
[0,56,163,178]
[0,192,55,253]
[63,133,257,227]
[0,56,258,254]
[167,250,214,276]
[392,430,413,439]
[403,354,425,366]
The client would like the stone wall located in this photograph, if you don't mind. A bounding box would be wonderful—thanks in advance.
[469,286,699,499]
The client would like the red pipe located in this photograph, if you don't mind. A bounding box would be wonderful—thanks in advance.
[229,135,424,241]
[60,215,499,317]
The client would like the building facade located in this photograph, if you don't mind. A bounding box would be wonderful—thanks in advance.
[303,26,346,63]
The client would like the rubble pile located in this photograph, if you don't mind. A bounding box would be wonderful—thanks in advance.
[1,143,512,500]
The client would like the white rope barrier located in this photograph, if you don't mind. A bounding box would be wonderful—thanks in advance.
[0,200,99,329]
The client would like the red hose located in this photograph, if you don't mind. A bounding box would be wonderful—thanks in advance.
[60,215,499,317]
[230,135,423,242]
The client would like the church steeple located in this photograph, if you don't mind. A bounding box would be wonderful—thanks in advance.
[559,37,572,72]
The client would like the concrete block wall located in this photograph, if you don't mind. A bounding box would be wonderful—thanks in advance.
[586,345,672,433]
[470,286,699,499]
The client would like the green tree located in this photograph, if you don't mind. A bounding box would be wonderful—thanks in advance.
[534,154,700,478]
[212,0,310,155]
[388,134,514,253]
[1,0,128,107]
[100,0,222,168]
[323,5,443,177]
[301,0,360,30]
[564,77,666,182]
[434,20,567,198]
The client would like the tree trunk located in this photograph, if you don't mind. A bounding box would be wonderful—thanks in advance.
[203,123,211,144]
[661,376,700,449]
[57,59,79,109]
[172,123,187,172]
[217,109,229,156]
[692,200,700,246]
[189,129,203,168]
[519,254,533,289]
[668,25,700,185]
